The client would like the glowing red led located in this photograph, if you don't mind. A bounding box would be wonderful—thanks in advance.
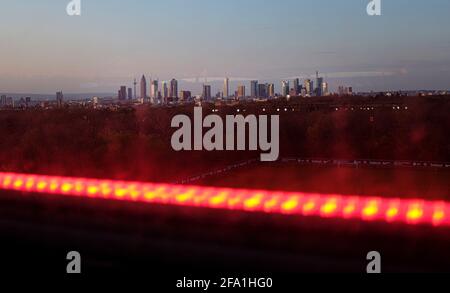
[0,172,449,227]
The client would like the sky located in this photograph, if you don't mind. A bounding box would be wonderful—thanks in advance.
[1,0,450,94]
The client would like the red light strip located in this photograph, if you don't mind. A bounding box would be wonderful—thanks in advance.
[0,172,449,227]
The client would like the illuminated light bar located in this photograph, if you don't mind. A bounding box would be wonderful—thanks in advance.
[0,172,449,227]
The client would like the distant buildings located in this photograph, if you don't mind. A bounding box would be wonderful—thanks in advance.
[258,83,267,98]
[162,81,169,102]
[1,95,7,107]
[292,78,300,96]
[151,79,159,103]
[170,79,178,99]
[140,75,147,101]
[127,88,133,100]
[281,80,290,97]
[338,86,353,96]
[268,83,275,98]
[180,91,192,102]
[223,78,229,98]
[250,80,258,98]
[118,86,127,101]
[304,79,313,96]
[315,71,323,97]
[202,84,212,101]
[56,91,64,107]
[237,85,246,99]
[322,82,329,96]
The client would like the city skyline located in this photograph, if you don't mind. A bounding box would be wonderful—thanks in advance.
[1,0,450,93]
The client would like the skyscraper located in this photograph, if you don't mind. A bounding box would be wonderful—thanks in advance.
[268,83,275,98]
[322,82,329,96]
[170,79,178,98]
[250,80,258,98]
[293,78,300,96]
[162,81,169,102]
[128,88,133,100]
[315,71,323,97]
[223,77,230,98]
[1,95,7,107]
[140,75,147,101]
[237,85,246,99]
[56,91,64,107]
[258,83,268,98]
[281,81,290,97]
[151,79,159,104]
[304,79,313,96]
[202,84,212,100]
[118,86,127,101]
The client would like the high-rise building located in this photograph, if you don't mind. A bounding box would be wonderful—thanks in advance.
[304,79,313,96]
[281,80,290,97]
[293,78,300,96]
[202,85,212,100]
[223,77,230,98]
[267,83,275,98]
[140,75,147,101]
[315,71,323,97]
[322,82,329,96]
[1,95,7,107]
[56,91,64,107]
[237,85,246,99]
[128,88,133,100]
[151,79,159,104]
[250,80,258,98]
[118,86,127,101]
[162,81,169,101]
[258,83,268,98]
[170,79,178,98]
[180,91,192,102]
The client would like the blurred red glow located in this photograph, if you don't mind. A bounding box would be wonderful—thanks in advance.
[0,172,449,227]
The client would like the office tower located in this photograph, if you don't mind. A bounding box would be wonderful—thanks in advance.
[170,79,178,98]
[223,77,230,98]
[293,78,300,96]
[180,91,192,102]
[237,85,246,99]
[202,84,212,100]
[151,79,159,104]
[56,91,64,107]
[304,79,313,96]
[118,86,127,101]
[322,82,329,96]
[162,81,169,101]
[268,83,275,98]
[127,88,133,100]
[0,95,6,107]
[133,78,137,100]
[315,71,323,97]
[250,80,258,98]
[140,75,147,101]
[281,80,290,97]
[258,83,268,98]
[348,87,353,95]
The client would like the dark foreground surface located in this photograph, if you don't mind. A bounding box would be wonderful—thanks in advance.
[1,188,450,276]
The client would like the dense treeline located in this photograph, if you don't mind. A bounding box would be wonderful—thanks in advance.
[0,96,448,182]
